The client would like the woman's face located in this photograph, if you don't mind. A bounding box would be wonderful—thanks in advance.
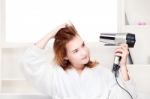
[65,36,90,69]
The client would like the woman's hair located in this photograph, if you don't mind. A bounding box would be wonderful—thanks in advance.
[53,24,98,70]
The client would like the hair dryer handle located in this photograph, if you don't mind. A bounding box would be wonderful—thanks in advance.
[112,56,121,72]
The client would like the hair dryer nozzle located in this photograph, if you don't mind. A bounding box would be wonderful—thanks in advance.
[99,33,136,48]
[100,33,116,45]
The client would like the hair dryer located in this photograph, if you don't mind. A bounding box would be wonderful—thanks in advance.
[99,33,136,77]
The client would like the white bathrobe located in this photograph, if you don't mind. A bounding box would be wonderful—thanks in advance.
[19,45,137,99]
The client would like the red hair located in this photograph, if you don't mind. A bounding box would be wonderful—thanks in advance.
[53,24,98,70]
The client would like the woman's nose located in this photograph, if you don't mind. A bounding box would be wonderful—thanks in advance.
[80,48,87,56]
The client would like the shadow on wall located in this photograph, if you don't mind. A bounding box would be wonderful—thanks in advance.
[148,57,150,64]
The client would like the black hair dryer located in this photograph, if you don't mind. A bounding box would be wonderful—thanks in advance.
[99,33,136,77]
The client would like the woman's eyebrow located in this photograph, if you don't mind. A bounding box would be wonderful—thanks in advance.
[72,41,84,52]
[82,42,85,46]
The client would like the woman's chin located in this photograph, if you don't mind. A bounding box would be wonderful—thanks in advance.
[83,57,90,64]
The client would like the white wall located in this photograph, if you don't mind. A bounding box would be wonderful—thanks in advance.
[125,0,150,64]
[5,0,117,43]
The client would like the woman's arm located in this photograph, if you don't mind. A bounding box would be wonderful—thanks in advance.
[35,20,74,49]
[19,21,72,95]
[114,43,130,81]
[34,23,67,49]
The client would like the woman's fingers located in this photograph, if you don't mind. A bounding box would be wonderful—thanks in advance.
[114,43,129,66]
[119,43,128,50]
[66,20,73,26]
[114,43,129,57]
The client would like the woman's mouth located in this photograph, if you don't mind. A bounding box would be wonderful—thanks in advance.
[81,56,88,60]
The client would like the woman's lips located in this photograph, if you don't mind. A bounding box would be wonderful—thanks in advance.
[81,56,88,60]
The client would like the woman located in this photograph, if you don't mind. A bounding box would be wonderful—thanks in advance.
[20,21,137,99]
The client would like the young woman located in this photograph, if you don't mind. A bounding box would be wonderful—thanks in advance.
[20,22,137,99]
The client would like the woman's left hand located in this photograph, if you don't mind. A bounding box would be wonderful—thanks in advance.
[115,43,130,81]
[114,43,129,67]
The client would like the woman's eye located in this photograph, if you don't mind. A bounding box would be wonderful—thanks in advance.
[73,49,78,53]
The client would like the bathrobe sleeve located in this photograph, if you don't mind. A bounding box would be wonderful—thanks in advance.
[106,68,138,99]
[19,44,57,96]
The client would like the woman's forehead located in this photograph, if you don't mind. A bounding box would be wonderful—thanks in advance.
[66,36,83,51]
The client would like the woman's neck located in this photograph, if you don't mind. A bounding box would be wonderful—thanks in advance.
[73,65,85,74]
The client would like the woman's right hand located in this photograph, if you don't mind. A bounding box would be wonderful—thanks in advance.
[50,23,66,38]
[35,21,74,49]
[50,21,74,38]
[50,20,74,38]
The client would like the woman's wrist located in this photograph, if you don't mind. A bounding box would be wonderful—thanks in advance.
[48,31,55,39]
[35,32,54,49]
[120,65,130,81]
[120,65,128,71]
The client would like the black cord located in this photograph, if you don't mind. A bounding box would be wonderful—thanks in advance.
[114,71,133,99]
